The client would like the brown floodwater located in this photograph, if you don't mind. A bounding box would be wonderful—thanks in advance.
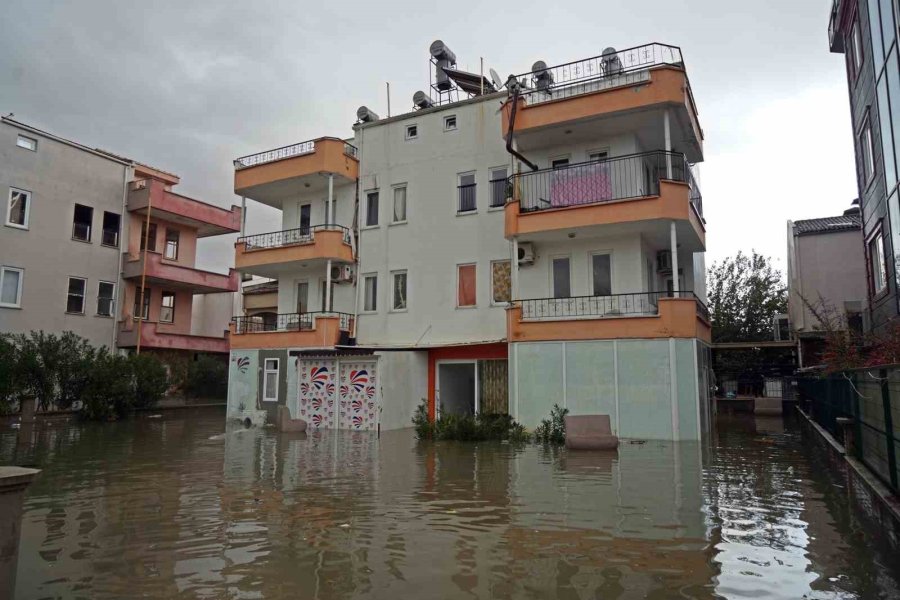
[2,408,898,599]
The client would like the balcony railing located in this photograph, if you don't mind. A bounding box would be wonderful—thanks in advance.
[237,224,351,251]
[509,150,702,218]
[234,140,359,170]
[516,291,707,321]
[232,311,353,334]
[514,43,684,105]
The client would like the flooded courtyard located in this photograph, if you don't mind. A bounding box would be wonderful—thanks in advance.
[2,409,899,599]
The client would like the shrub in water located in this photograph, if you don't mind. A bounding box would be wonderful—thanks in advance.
[184,355,228,400]
[129,353,169,410]
[0,335,16,415]
[412,400,433,439]
[411,400,529,442]
[80,351,133,420]
[534,404,568,445]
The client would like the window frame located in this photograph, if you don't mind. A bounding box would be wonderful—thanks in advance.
[405,124,419,140]
[71,204,94,243]
[164,228,180,260]
[868,225,889,297]
[160,291,176,323]
[550,255,572,299]
[141,223,158,252]
[364,190,380,228]
[362,273,378,313]
[859,110,877,188]
[849,14,864,82]
[134,287,151,320]
[0,266,24,308]
[457,171,477,214]
[391,184,408,224]
[16,134,37,152]
[97,281,116,317]
[66,276,87,315]
[456,263,477,308]
[490,259,512,306]
[489,167,508,209]
[5,187,31,229]
[589,251,613,297]
[443,115,458,131]
[101,211,121,248]
[391,270,408,312]
[262,358,280,402]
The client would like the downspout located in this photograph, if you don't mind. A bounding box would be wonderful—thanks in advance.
[136,183,153,354]
[505,86,539,172]
[112,163,131,352]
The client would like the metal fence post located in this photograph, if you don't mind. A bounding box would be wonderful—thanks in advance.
[851,372,862,460]
[880,368,898,490]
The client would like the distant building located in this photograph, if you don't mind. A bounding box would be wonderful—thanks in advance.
[229,41,712,439]
[241,279,278,325]
[0,116,239,357]
[829,0,900,332]
[787,202,866,367]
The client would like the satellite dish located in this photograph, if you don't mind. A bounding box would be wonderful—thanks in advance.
[489,68,503,90]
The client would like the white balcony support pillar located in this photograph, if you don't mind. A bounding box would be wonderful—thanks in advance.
[326,259,333,311]
[664,109,672,180]
[670,221,680,295]
[511,236,520,300]
[327,174,334,224]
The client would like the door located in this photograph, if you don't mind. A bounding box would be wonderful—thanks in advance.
[296,281,309,314]
[298,203,311,233]
[297,359,337,429]
[338,361,379,430]
[437,362,477,418]
[297,358,381,430]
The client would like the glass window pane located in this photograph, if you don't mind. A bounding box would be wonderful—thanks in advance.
[458,264,476,306]
[264,372,277,399]
[868,0,885,71]
[393,272,407,310]
[393,187,407,222]
[7,190,28,226]
[364,276,377,311]
[880,0,896,57]
[552,257,571,298]
[878,71,897,191]
[889,192,900,303]
[491,261,511,303]
[366,192,379,226]
[1,269,21,305]
[592,254,612,296]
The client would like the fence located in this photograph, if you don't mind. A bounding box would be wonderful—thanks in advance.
[516,290,706,321]
[232,312,353,334]
[796,367,900,493]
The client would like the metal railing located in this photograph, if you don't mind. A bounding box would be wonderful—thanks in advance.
[796,367,900,493]
[514,43,684,105]
[515,290,705,320]
[237,224,351,251]
[234,139,359,169]
[458,184,477,213]
[232,311,353,334]
[509,151,702,217]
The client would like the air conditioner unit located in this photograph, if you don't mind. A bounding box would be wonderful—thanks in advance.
[656,250,672,273]
[331,265,355,283]
[518,242,535,265]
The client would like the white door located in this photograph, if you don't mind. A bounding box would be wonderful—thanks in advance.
[262,358,279,402]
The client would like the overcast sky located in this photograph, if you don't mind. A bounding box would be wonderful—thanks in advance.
[2,0,857,275]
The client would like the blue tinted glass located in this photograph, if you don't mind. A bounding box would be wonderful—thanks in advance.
[878,71,897,191]
[869,0,885,71]
[880,0,896,56]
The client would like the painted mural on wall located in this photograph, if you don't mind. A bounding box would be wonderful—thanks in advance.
[296,358,380,431]
[227,352,259,418]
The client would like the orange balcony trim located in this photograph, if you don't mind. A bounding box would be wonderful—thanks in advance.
[234,138,359,197]
[235,229,353,272]
[229,316,345,350]
[507,298,710,343]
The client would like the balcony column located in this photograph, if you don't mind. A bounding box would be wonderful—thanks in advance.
[327,173,335,224]
[670,221,680,295]
[511,236,519,299]
[664,109,672,179]
[326,259,333,311]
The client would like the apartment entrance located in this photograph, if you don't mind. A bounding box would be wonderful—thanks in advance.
[436,359,508,418]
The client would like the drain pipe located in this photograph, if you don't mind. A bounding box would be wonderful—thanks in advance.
[136,183,153,355]
[505,85,539,172]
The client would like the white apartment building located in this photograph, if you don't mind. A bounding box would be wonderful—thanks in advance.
[227,41,712,440]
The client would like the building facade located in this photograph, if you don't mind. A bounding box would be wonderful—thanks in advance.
[830,0,900,333]
[0,116,240,357]
[228,42,711,440]
[787,203,866,367]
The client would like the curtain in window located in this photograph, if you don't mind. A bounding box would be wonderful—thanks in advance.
[478,359,509,415]
[393,273,407,309]
[491,261,511,303]
[393,187,407,222]
[458,264,476,306]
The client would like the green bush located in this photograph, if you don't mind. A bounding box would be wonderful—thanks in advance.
[128,353,169,410]
[55,332,98,409]
[0,335,16,415]
[534,404,568,445]
[80,352,133,420]
[411,400,529,442]
[412,400,433,439]
[184,355,227,399]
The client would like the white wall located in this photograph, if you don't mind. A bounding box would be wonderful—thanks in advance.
[377,350,428,430]
[190,292,234,338]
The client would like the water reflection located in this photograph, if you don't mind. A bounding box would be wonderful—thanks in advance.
[1,410,898,599]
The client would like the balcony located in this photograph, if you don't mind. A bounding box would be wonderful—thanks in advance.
[505,151,704,248]
[128,179,241,237]
[235,225,354,277]
[233,137,359,208]
[123,251,239,293]
[229,312,354,350]
[503,43,703,160]
[507,292,711,343]
[117,320,230,353]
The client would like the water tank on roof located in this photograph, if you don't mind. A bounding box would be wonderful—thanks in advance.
[532,60,554,92]
[413,91,435,109]
[430,40,457,91]
[356,106,380,123]
[601,47,623,75]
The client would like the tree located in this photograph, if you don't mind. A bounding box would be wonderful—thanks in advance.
[708,250,787,343]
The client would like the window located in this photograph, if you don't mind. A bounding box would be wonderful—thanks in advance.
[591,253,612,296]
[263,358,279,401]
[392,185,407,223]
[72,204,93,242]
[405,124,418,140]
[6,188,30,228]
[0,266,23,308]
[589,150,609,162]
[66,277,86,314]
[552,257,571,298]
[392,271,408,311]
[551,158,570,169]
[365,191,379,227]
[869,230,888,293]
[363,274,378,312]
[489,167,507,208]
[296,281,309,314]
[164,229,179,260]
[868,0,886,70]
[491,260,511,304]
[299,203,311,231]
[134,287,151,320]
[320,280,333,311]
[457,264,476,307]
[849,17,864,80]
[97,281,115,317]
[859,112,876,185]
[458,172,476,213]
[444,115,457,131]
[101,212,120,247]
[141,223,157,252]
[160,292,175,323]
[16,135,37,151]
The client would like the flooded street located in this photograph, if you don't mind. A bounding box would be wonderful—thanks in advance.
[2,409,899,599]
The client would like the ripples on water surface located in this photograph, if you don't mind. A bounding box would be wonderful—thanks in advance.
[1,409,898,599]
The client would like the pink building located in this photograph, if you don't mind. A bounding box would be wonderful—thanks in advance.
[117,164,241,355]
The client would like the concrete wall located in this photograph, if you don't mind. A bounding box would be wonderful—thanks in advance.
[0,120,129,349]
[376,350,428,430]
[190,291,234,338]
